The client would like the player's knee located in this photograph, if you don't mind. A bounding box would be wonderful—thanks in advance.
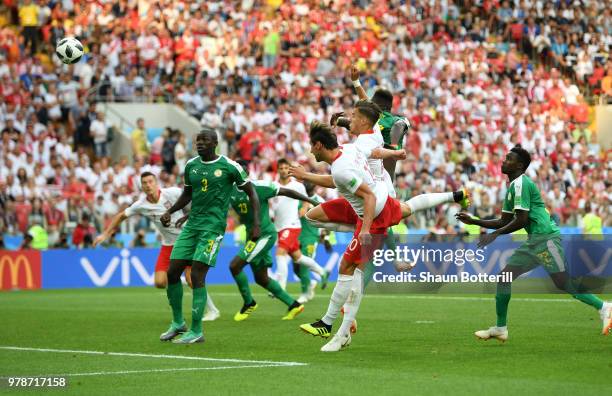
[167,267,182,284]
[254,272,269,288]
[154,279,167,289]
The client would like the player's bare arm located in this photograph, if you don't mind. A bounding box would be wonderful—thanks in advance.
[278,187,319,206]
[239,181,261,241]
[289,164,336,188]
[456,211,514,230]
[370,147,407,161]
[93,211,128,247]
[353,182,376,246]
[350,64,368,100]
[161,185,192,227]
[477,210,529,248]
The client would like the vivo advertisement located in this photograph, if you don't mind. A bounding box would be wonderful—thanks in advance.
[0,236,610,290]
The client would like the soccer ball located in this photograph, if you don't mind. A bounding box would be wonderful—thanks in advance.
[55,37,84,64]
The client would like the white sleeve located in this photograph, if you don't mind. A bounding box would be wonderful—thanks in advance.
[167,187,183,203]
[334,168,363,194]
[355,135,378,158]
[123,199,142,217]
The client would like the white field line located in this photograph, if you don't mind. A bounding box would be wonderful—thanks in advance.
[1,364,298,378]
[0,346,307,367]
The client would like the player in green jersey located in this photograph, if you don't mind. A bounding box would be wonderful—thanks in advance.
[158,127,261,344]
[229,172,318,322]
[295,182,333,303]
[456,145,612,341]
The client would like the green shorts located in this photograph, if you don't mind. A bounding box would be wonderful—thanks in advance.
[238,233,277,271]
[299,239,318,259]
[170,227,224,266]
[506,236,566,274]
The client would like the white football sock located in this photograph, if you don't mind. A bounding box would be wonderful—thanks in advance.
[296,255,326,276]
[206,292,219,313]
[406,192,454,213]
[275,254,290,290]
[321,274,353,326]
[338,269,364,336]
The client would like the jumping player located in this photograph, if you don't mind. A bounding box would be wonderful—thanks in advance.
[290,103,469,351]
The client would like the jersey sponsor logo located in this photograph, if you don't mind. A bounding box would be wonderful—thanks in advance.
[0,251,41,290]
[349,178,358,188]
[214,169,222,177]
[80,249,153,287]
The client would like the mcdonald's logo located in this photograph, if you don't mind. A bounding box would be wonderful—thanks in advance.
[0,251,41,291]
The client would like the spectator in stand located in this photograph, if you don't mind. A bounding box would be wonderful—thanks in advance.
[18,0,39,56]
[90,111,110,158]
[72,213,96,249]
[131,118,149,160]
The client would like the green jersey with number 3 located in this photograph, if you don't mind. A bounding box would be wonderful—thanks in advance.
[230,180,279,235]
[183,155,248,233]
[502,174,559,235]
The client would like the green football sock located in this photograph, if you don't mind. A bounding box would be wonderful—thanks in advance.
[384,228,397,250]
[495,282,512,327]
[233,271,254,305]
[191,287,207,334]
[166,282,184,327]
[564,280,604,310]
[363,261,375,288]
[297,264,310,294]
[266,279,295,306]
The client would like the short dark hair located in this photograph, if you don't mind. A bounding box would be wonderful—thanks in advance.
[309,121,338,149]
[199,126,217,139]
[277,158,290,167]
[371,88,393,112]
[140,171,156,180]
[354,100,382,126]
[510,144,531,171]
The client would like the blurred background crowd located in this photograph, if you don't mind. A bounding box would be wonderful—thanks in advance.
[0,0,610,250]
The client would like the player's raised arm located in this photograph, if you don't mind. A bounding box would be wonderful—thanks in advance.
[289,164,336,188]
[161,185,192,227]
[278,187,319,206]
[350,64,368,100]
[239,181,261,241]
[370,147,407,160]
[93,210,128,247]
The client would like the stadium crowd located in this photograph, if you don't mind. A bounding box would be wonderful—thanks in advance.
[0,0,610,249]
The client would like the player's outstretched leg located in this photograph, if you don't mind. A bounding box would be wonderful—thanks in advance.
[230,256,258,321]
[293,251,328,289]
[254,268,304,320]
[160,259,189,341]
[549,272,612,335]
[404,190,470,215]
[173,262,209,344]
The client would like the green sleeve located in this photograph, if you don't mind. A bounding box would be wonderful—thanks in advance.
[230,160,248,187]
[513,177,531,211]
[255,182,279,201]
[183,161,192,186]
[502,185,514,213]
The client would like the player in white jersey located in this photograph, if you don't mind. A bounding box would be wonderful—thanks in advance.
[291,101,470,352]
[271,159,329,291]
[93,172,220,321]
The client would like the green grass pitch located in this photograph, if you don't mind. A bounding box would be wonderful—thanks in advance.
[1,285,611,395]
